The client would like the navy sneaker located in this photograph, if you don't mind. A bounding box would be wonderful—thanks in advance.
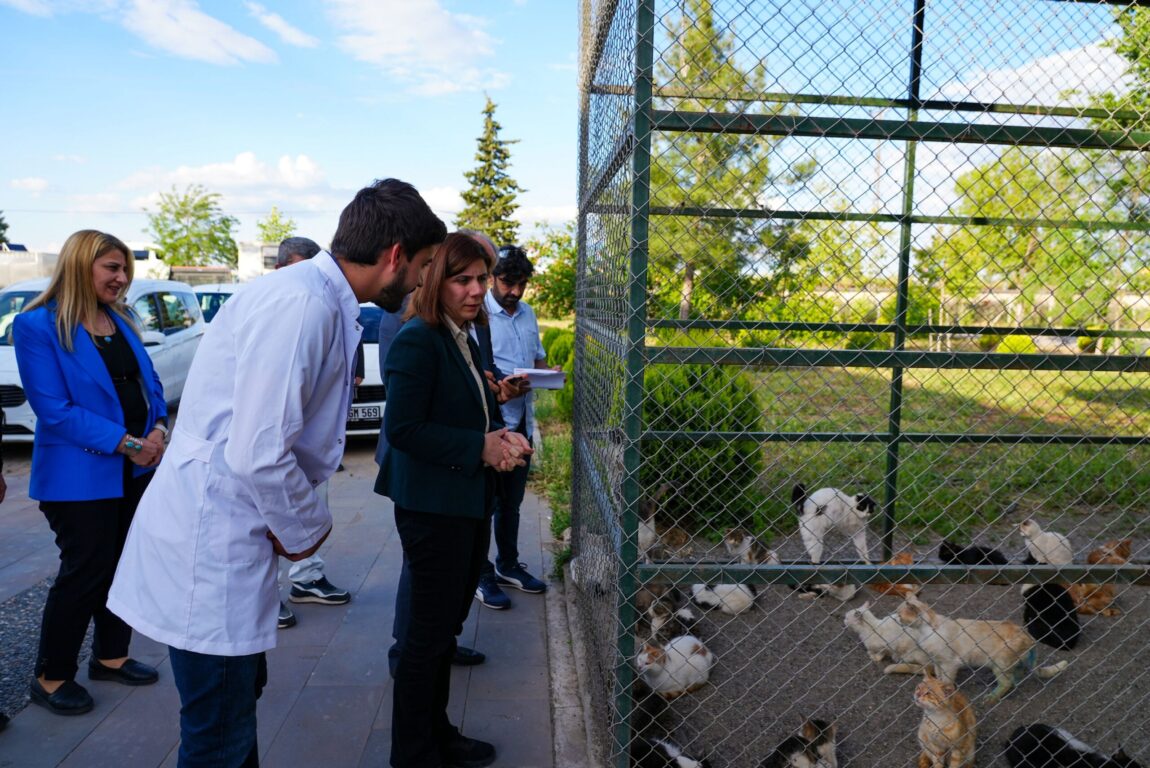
[277,601,297,629]
[475,572,511,609]
[289,576,351,605]
[495,563,547,594]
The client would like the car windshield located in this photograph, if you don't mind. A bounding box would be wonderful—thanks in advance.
[198,292,233,323]
[0,291,40,345]
[359,305,383,344]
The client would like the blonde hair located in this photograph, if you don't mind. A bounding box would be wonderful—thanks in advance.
[24,230,138,351]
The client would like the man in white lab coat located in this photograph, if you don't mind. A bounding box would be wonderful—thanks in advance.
[108,179,447,768]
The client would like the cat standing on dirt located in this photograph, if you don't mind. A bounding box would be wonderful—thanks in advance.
[897,594,1068,702]
[914,669,976,768]
[792,484,874,563]
[759,719,838,768]
[1004,724,1143,767]
[1020,519,1073,565]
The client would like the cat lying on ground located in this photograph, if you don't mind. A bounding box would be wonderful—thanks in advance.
[759,718,838,768]
[1004,724,1143,767]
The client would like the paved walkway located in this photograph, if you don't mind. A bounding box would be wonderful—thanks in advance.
[0,440,566,767]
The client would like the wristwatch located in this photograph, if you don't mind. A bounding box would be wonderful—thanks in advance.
[152,422,169,437]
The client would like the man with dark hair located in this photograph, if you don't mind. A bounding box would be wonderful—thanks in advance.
[474,244,551,610]
[109,178,447,768]
[272,237,355,631]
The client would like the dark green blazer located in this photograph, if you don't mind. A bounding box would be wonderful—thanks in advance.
[374,316,503,519]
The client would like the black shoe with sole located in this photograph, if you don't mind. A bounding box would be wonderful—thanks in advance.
[452,646,486,666]
[88,658,159,686]
[442,733,496,768]
[29,679,93,716]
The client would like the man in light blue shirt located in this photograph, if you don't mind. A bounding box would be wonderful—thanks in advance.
[474,245,550,609]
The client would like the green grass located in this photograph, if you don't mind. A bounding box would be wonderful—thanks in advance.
[743,366,1150,540]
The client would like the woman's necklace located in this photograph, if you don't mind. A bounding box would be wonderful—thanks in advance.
[91,310,115,343]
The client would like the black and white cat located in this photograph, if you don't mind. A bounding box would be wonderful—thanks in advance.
[1021,583,1081,651]
[631,736,712,768]
[792,484,874,563]
[759,719,838,768]
[1005,724,1142,767]
[938,539,1009,566]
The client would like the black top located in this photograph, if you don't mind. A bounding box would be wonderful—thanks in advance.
[93,317,148,437]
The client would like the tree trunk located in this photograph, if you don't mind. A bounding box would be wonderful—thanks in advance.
[679,260,695,321]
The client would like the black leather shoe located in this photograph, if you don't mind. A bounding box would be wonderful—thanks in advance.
[88,658,159,686]
[29,679,94,716]
[452,646,486,666]
[442,733,496,768]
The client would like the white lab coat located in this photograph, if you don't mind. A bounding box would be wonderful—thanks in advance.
[108,252,361,655]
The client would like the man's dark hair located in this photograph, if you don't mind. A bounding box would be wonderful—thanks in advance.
[330,178,446,266]
[277,236,321,267]
[493,244,534,282]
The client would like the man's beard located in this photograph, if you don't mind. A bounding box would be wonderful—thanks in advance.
[373,264,409,312]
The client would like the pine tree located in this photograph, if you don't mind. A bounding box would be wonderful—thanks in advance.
[0,210,8,245]
[456,97,524,246]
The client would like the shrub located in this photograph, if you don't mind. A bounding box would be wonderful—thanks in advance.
[1078,325,1108,354]
[995,334,1037,355]
[541,326,565,357]
[977,333,1003,352]
[548,331,575,370]
[553,352,575,420]
[845,331,890,350]
[640,365,765,532]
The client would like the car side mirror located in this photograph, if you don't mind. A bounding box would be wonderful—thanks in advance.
[141,330,166,347]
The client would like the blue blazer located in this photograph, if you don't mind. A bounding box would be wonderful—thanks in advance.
[13,303,167,501]
[374,317,502,519]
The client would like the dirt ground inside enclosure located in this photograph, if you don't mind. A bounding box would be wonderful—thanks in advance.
[639,532,1150,768]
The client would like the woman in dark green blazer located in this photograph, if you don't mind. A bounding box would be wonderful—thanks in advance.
[375,233,530,768]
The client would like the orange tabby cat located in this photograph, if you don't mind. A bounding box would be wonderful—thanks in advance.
[915,669,976,768]
[1069,539,1131,617]
[867,552,918,599]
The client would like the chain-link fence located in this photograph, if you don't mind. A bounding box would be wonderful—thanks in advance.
[574,1,1150,765]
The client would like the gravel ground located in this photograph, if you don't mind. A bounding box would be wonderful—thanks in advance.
[632,532,1150,768]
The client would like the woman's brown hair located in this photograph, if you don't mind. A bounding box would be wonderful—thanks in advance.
[406,232,494,327]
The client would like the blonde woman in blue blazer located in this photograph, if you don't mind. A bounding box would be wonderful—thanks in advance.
[13,230,167,716]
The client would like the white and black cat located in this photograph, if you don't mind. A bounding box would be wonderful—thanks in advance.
[792,484,874,563]
[759,719,838,768]
[630,736,712,768]
[1005,724,1142,767]
[1021,583,1081,651]
[938,540,1009,566]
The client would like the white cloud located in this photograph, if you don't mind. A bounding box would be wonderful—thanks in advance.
[121,0,277,66]
[322,0,509,95]
[936,41,1128,106]
[119,151,326,192]
[421,185,463,216]
[52,154,88,164]
[10,177,49,193]
[244,1,318,48]
[0,0,52,14]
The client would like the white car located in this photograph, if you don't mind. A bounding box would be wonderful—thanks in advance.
[192,284,384,436]
[0,277,206,442]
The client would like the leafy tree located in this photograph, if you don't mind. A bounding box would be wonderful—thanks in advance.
[144,185,239,267]
[651,0,815,322]
[256,205,296,244]
[456,97,524,245]
[0,210,8,245]
[526,223,577,319]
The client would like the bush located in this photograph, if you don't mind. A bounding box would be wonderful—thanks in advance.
[1078,325,1106,354]
[640,365,765,532]
[541,326,565,357]
[977,333,1003,352]
[845,331,890,350]
[553,353,575,420]
[995,334,1037,355]
[548,331,575,370]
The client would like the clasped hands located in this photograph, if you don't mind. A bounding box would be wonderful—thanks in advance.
[121,431,166,468]
[481,428,533,472]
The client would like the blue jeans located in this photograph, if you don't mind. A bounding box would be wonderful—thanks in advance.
[169,647,266,768]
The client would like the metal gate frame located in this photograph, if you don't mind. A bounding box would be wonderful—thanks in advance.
[576,2,1150,765]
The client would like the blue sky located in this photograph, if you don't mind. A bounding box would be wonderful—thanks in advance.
[1,0,577,252]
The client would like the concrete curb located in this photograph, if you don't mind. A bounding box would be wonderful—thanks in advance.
[545,579,591,768]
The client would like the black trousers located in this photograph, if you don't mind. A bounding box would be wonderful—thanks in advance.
[36,463,152,681]
[391,495,491,768]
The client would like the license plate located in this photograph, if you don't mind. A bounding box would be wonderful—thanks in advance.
[348,405,381,422]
